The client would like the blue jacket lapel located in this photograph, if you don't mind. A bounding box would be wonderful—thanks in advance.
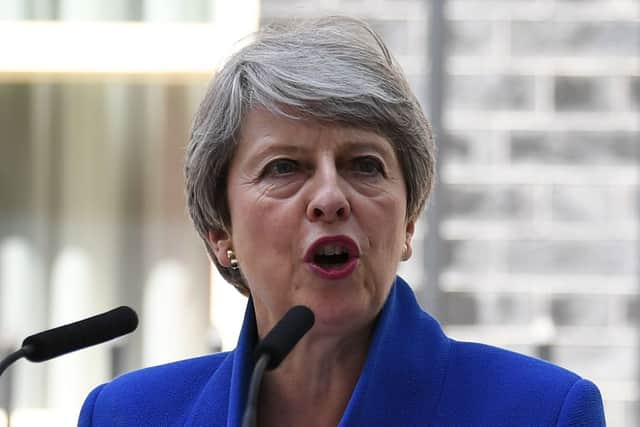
[186,277,450,427]
[186,299,257,427]
[340,277,450,426]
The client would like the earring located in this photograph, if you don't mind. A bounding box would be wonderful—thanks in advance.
[227,249,239,270]
[401,243,411,261]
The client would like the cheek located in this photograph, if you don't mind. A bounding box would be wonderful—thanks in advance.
[355,199,405,272]
[366,196,407,241]
[230,202,293,294]
[230,195,298,259]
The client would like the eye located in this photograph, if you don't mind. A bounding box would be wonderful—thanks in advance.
[262,158,299,177]
[351,156,385,177]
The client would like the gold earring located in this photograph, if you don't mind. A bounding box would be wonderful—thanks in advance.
[227,249,239,270]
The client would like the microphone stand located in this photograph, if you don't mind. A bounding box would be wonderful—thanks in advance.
[0,346,30,427]
[0,348,28,378]
[1,345,35,427]
[241,354,270,427]
[240,305,314,427]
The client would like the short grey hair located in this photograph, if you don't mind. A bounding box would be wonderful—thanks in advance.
[185,16,436,295]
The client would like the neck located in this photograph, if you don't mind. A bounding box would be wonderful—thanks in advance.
[257,325,372,427]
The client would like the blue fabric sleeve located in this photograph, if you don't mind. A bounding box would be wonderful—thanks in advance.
[556,379,606,426]
[77,383,106,427]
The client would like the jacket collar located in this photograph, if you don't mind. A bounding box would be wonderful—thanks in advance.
[185,299,257,427]
[188,276,450,426]
[339,276,450,425]
[227,298,258,427]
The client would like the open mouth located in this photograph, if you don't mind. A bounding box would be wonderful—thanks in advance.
[305,236,359,279]
[313,245,351,269]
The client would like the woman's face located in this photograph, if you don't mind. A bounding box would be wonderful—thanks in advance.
[210,108,414,337]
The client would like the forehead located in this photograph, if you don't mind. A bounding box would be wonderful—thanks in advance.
[236,108,396,156]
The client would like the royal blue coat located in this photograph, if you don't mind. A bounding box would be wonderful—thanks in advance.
[78,277,606,426]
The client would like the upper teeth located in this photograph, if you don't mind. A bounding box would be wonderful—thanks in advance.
[316,244,348,256]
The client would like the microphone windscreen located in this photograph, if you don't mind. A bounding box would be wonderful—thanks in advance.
[255,305,315,370]
[21,306,138,362]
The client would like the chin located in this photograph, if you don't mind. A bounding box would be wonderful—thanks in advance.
[306,296,379,336]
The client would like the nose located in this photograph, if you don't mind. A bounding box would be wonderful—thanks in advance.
[305,166,351,223]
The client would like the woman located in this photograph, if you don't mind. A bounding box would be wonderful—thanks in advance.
[79,17,605,426]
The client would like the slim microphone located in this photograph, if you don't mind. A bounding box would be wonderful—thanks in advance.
[242,305,315,427]
[0,306,138,377]
[255,305,316,370]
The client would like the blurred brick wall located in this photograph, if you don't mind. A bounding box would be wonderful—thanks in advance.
[259,1,639,425]
[440,2,638,426]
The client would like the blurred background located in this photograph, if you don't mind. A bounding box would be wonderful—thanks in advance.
[0,0,637,425]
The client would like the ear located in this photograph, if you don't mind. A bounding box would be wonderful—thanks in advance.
[207,230,233,267]
[402,219,415,261]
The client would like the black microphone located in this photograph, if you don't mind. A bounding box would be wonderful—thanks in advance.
[0,306,138,377]
[242,305,315,427]
[255,305,316,370]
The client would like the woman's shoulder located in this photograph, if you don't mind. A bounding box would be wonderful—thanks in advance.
[119,351,229,383]
[78,351,233,426]
[437,339,605,426]
[449,339,580,385]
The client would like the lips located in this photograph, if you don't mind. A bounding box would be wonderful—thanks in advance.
[304,236,360,279]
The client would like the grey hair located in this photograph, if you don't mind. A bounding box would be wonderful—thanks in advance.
[185,16,436,295]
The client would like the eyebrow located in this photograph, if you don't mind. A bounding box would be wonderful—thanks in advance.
[249,141,309,160]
